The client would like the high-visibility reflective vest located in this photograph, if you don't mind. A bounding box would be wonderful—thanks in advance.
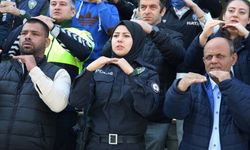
[45,27,93,74]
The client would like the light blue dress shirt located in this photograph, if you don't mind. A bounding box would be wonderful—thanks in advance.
[208,78,221,150]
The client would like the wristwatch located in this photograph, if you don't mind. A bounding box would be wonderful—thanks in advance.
[51,25,61,37]
[149,25,160,38]
[19,9,30,19]
[19,9,26,16]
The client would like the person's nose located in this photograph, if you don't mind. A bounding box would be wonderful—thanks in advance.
[117,35,123,42]
[144,6,151,14]
[232,10,239,18]
[24,32,32,40]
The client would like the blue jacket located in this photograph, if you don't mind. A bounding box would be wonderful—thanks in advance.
[72,0,119,62]
[164,78,250,150]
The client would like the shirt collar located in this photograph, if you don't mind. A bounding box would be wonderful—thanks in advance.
[209,77,218,90]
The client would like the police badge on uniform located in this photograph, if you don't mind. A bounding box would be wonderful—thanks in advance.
[151,83,160,93]
[28,0,37,9]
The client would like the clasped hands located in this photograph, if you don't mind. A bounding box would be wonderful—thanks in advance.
[177,71,231,92]
[86,56,134,75]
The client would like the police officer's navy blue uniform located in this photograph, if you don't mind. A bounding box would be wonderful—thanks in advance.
[70,20,160,150]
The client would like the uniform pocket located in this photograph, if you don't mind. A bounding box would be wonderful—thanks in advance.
[94,74,114,103]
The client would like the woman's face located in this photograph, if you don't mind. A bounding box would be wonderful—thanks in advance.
[111,25,133,57]
[223,0,250,27]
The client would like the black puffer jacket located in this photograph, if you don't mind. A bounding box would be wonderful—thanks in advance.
[0,58,61,150]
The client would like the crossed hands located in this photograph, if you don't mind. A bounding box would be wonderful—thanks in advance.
[0,49,37,72]
[199,19,249,46]
[86,56,134,75]
[12,55,37,72]
[177,71,231,92]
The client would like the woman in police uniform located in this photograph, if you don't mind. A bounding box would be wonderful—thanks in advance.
[70,20,160,150]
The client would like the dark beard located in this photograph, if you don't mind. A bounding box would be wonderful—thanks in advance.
[20,47,34,55]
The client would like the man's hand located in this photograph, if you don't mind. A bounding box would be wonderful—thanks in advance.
[0,1,16,7]
[0,1,20,16]
[183,0,196,9]
[110,58,134,75]
[131,19,153,34]
[33,15,55,30]
[199,19,224,46]
[208,70,231,84]
[177,72,207,92]
[223,22,249,39]
[12,55,37,72]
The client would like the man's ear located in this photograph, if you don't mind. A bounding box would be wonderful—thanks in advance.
[71,8,76,17]
[160,7,166,17]
[45,38,50,49]
[231,53,238,66]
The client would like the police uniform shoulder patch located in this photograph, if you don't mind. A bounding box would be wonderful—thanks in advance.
[131,67,145,76]
[151,82,159,93]
[28,0,37,9]
[135,67,145,74]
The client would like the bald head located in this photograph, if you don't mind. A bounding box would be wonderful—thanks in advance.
[203,37,237,72]
[204,37,234,55]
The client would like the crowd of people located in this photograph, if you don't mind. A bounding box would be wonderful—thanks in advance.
[0,0,249,150]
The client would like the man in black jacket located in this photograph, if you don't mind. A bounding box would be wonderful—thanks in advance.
[0,18,71,150]
[132,0,185,149]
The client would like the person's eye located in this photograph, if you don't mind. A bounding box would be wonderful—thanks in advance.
[50,3,56,6]
[239,11,246,15]
[61,2,67,6]
[124,35,131,38]
[227,9,234,13]
[140,6,146,11]
[205,55,213,61]
[217,54,225,59]
[20,32,27,35]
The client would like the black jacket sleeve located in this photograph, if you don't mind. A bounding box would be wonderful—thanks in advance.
[113,0,137,20]
[195,0,222,18]
[183,35,206,74]
[151,25,185,67]
[1,25,22,56]
[53,26,94,61]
